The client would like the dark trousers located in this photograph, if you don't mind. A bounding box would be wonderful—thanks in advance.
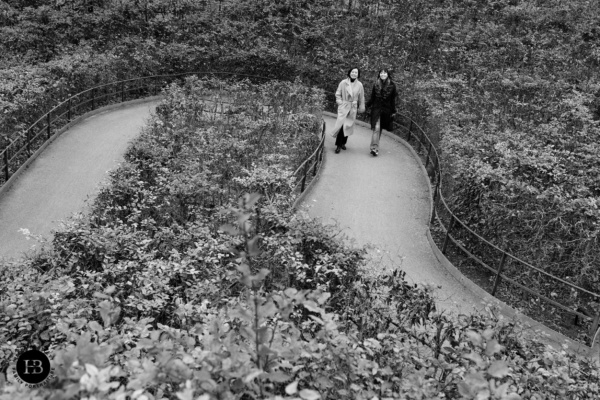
[335,126,348,147]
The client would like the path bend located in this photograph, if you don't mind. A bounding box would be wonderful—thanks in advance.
[0,99,587,353]
[298,116,484,317]
[0,100,159,261]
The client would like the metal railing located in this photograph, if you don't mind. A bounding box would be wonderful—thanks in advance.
[0,72,326,199]
[387,112,600,345]
[4,70,596,344]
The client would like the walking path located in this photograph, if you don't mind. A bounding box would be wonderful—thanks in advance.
[0,100,159,260]
[0,100,590,354]
[300,116,484,317]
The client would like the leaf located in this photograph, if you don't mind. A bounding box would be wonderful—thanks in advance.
[243,369,263,383]
[487,361,510,379]
[243,192,261,209]
[267,371,290,383]
[247,236,262,257]
[285,380,299,395]
[219,223,240,235]
[485,339,503,357]
[463,351,484,368]
[303,300,322,313]
[466,330,483,347]
[88,320,104,333]
[299,389,321,400]
[482,328,495,340]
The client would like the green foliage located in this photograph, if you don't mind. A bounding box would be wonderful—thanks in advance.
[411,0,600,338]
[2,0,600,396]
[2,75,600,399]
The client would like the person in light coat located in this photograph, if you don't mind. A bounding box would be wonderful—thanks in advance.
[330,67,366,154]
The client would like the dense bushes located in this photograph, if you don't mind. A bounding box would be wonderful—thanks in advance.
[2,77,600,399]
[409,0,600,335]
[2,0,600,396]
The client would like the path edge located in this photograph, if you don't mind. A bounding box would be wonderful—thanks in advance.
[344,116,595,357]
[291,116,330,211]
[0,96,163,201]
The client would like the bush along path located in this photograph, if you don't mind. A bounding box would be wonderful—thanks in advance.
[1,77,599,399]
[0,100,160,261]
[298,116,486,319]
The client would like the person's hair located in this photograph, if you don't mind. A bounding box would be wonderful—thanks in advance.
[347,67,361,79]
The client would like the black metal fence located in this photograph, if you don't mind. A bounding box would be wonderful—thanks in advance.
[3,70,597,345]
[388,113,600,346]
[0,72,326,200]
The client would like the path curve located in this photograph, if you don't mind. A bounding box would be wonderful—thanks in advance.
[0,100,159,260]
[298,116,493,317]
[0,97,588,353]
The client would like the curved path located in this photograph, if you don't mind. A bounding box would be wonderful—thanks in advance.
[299,116,483,317]
[0,100,589,354]
[0,100,159,261]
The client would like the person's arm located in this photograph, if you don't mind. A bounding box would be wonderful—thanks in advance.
[358,83,366,113]
[335,81,343,105]
[366,85,375,108]
[391,85,397,114]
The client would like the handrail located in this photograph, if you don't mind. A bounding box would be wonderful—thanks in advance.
[388,109,600,345]
[3,70,597,345]
[291,119,326,194]
[1,72,326,200]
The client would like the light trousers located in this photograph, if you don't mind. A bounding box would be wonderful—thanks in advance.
[370,117,381,151]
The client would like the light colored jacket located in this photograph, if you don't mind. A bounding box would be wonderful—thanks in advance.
[331,78,365,138]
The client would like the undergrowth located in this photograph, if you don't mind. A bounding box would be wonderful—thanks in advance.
[0,77,599,399]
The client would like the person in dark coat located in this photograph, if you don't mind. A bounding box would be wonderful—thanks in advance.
[366,69,397,156]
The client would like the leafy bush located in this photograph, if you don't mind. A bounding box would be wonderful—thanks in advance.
[2,75,600,399]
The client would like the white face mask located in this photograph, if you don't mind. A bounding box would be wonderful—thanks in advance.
[380,71,388,80]
[350,69,359,79]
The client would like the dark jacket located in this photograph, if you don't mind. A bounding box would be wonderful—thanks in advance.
[366,79,397,131]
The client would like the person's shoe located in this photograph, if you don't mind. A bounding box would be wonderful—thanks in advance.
[374,150,379,156]
[341,145,347,150]
[335,147,341,154]
[370,149,376,156]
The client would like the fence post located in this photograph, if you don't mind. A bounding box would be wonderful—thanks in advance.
[442,215,455,254]
[121,81,125,102]
[590,314,600,340]
[430,181,439,225]
[26,128,31,156]
[47,113,51,140]
[301,162,308,193]
[319,141,324,163]
[491,252,508,296]
[68,98,72,122]
[425,142,432,168]
[3,150,8,182]
[91,88,96,110]
[407,120,413,142]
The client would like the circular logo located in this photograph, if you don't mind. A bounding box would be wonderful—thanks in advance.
[15,349,52,385]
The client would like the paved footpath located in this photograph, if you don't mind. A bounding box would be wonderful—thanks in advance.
[298,116,497,317]
[0,102,589,353]
[0,100,159,260]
